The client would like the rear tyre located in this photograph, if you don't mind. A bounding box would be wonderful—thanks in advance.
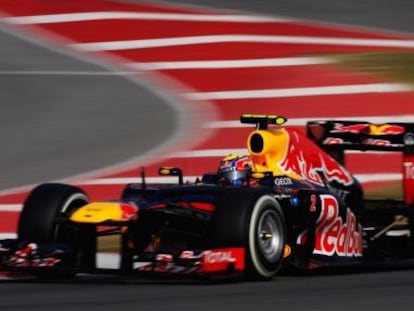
[211,189,286,280]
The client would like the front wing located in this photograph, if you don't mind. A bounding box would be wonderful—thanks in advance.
[0,239,245,277]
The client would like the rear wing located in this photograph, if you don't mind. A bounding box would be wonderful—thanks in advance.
[307,120,414,151]
[307,120,414,205]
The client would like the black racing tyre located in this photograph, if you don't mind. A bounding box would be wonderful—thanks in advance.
[18,183,89,243]
[210,188,286,280]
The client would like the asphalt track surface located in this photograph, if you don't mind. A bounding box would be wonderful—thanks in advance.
[2,264,414,310]
[2,1,414,310]
[0,23,181,190]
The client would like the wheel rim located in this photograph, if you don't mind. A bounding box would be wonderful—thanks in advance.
[257,209,283,262]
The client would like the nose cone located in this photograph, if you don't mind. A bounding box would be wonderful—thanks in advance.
[70,202,138,224]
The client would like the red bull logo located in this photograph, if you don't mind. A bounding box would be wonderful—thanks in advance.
[332,123,369,134]
[120,203,138,221]
[332,122,404,135]
[296,195,363,257]
[279,130,353,186]
[313,195,363,257]
[236,157,251,171]
[220,154,251,172]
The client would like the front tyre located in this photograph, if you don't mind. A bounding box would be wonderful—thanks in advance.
[18,183,89,243]
[17,183,93,278]
[211,189,286,280]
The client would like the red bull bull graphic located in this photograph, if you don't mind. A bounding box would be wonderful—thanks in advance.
[323,122,405,147]
[120,203,138,221]
[279,130,354,186]
[331,122,405,135]
[332,123,369,134]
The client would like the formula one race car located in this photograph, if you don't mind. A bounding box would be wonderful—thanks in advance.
[1,114,414,280]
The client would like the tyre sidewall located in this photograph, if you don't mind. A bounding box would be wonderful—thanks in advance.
[247,195,286,279]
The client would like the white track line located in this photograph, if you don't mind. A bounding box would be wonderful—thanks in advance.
[2,12,284,24]
[205,115,414,128]
[0,233,16,239]
[70,35,414,51]
[127,56,333,70]
[185,83,412,100]
[357,173,402,183]
[0,204,23,212]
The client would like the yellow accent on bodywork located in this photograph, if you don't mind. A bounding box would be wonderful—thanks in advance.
[248,129,288,175]
[222,154,244,161]
[369,124,384,135]
[251,172,266,179]
[247,128,302,179]
[283,245,292,258]
[369,124,402,135]
[70,202,124,224]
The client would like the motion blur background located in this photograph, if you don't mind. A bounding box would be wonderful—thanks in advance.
[1,1,414,310]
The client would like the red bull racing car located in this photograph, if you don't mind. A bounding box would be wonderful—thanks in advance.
[1,114,414,280]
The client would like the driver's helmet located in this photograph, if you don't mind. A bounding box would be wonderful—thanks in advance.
[218,154,252,187]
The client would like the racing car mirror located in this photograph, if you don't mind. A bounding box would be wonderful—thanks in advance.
[240,114,287,130]
[159,167,184,185]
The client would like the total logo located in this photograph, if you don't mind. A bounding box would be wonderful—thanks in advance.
[203,250,236,264]
[201,248,245,272]
[313,195,363,257]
